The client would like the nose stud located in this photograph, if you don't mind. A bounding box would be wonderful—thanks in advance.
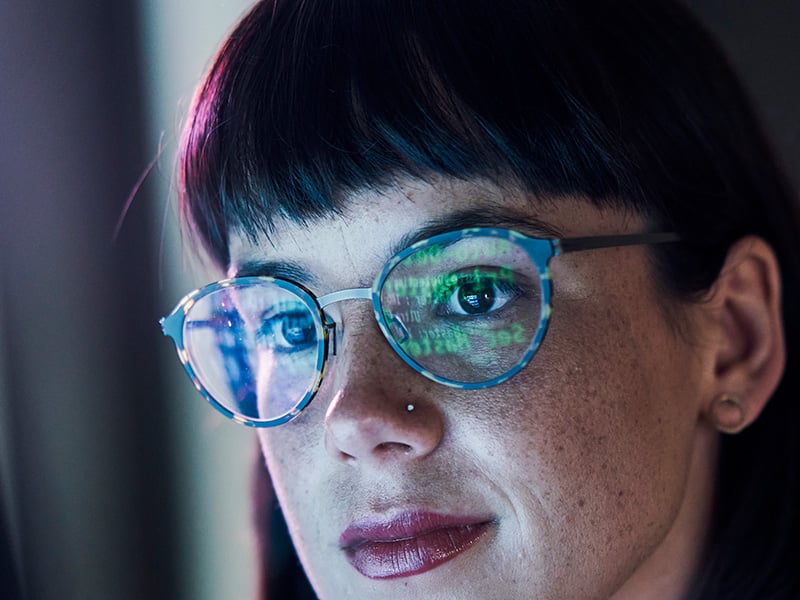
[406,404,415,412]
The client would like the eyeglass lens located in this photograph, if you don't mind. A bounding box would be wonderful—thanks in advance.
[379,234,543,384]
[183,281,326,422]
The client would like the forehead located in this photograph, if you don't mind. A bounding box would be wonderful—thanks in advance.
[227,178,642,287]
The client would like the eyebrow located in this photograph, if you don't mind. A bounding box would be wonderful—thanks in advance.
[230,260,317,285]
[230,206,562,282]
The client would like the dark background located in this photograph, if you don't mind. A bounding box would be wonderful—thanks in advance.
[1,1,798,598]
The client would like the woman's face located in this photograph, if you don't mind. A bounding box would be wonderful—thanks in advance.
[229,178,716,600]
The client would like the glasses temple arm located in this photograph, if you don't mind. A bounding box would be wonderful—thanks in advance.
[558,232,681,254]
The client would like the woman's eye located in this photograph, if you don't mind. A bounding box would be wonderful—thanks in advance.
[438,270,520,317]
[257,310,317,352]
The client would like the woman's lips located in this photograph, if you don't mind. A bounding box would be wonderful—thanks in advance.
[339,511,493,579]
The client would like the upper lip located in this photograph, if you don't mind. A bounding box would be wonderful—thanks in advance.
[339,510,493,549]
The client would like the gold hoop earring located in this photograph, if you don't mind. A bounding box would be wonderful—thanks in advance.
[710,394,747,434]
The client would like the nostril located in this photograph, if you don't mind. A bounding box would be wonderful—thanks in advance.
[334,442,412,464]
[338,449,356,462]
[375,441,414,455]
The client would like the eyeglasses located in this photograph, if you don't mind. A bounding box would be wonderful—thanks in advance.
[160,228,678,427]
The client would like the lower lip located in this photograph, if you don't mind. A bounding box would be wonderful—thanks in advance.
[342,518,492,579]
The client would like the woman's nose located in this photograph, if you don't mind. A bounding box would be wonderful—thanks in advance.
[322,318,445,466]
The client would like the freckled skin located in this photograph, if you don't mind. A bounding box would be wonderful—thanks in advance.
[230,178,718,600]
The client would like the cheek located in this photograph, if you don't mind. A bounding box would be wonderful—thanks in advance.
[532,255,701,485]
[256,416,326,542]
[453,270,700,582]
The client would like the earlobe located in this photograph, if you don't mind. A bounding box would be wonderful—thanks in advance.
[702,236,785,434]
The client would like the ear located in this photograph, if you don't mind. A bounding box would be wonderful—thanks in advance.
[701,236,785,434]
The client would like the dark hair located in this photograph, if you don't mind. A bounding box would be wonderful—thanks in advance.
[181,0,800,597]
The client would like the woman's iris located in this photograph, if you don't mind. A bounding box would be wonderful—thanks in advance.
[281,313,316,346]
[457,281,496,314]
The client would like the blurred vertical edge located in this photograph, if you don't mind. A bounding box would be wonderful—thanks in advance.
[0,1,178,598]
